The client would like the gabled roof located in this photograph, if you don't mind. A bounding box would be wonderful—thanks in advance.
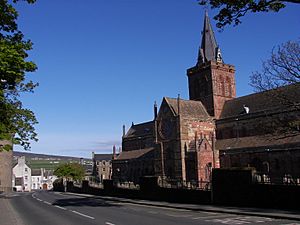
[123,121,154,139]
[220,83,300,119]
[198,11,223,64]
[114,147,154,161]
[164,97,211,120]
[93,154,112,161]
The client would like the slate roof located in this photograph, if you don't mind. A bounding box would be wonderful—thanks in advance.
[115,148,154,161]
[123,121,154,139]
[31,169,42,176]
[198,11,222,64]
[216,133,300,151]
[165,97,211,120]
[93,154,112,161]
[220,83,300,119]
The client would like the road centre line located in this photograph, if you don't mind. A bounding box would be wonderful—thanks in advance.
[54,205,67,210]
[43,201,52,205]
[105,222,115,225]
[71,210,95,220]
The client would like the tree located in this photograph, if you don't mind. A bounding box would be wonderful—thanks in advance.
[250,40,300,92]
[54,163,85,182]
[250,40,300,133]
[199,0,300,29]
[0,0,38,151]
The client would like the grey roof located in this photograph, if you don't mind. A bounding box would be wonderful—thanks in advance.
[93,154,112,161]
[115,147,154,161]
[31,169,42,176]
[124,121,154,139]
[216,133,300,151]
[164,97,211,120]
[220,83,300,119]
[197,11,223,64]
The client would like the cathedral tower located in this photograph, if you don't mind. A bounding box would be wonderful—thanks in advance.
[187,12,236,119]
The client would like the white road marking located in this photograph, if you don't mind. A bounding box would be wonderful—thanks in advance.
[165,213,191,218]
[43,201,52,205]
[281,224,300,225]
[192,214,233,220]
[37,198,43,202]
[54,205,67,210]
[105,222,115,225]
[71,210,95,220]
[122,202,189,212]
[205,216,274,224]
[147,210,158,214]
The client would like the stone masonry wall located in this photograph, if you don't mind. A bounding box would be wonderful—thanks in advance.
[0,140,12,192]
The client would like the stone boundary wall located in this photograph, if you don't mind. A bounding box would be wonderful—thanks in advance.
[212,168,300,209]
[0,140,13,193]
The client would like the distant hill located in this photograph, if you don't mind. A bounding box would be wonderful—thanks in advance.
[13,151,92,170]
[13,151,91,161]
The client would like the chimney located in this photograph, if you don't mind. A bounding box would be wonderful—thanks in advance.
[92,151,95,160]
[177,94,181,115]
[122,125,126,137]
[154,101,158,119]
[112,145,116,160]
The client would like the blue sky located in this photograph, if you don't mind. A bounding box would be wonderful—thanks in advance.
[14,0,300,158]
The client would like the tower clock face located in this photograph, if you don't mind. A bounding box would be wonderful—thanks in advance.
[158,119,173,140]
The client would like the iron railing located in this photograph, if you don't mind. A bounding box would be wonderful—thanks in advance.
[254,173,300,185]
[158,178,211,190]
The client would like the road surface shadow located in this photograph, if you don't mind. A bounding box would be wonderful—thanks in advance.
[53,197,121,208]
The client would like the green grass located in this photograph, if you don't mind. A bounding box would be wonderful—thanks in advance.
[27,160,79,170]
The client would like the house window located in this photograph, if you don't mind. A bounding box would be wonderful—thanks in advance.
[25,168,28,173]
[25,176,28,181]
[102,168,106,172]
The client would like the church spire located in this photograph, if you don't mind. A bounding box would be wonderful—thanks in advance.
[197,11,223,65]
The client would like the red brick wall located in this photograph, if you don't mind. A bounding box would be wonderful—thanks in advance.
[187,61,236,119]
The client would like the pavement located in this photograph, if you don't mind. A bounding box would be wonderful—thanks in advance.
[60,191,300,222]
[0,192,24,225]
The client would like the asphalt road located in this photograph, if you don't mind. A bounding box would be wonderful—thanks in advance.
[9,191,300,225]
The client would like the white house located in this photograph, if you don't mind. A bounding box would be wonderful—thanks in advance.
[31,169,43,190]
[12,156,32,192]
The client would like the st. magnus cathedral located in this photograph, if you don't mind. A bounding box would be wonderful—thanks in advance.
[112,12,300,186]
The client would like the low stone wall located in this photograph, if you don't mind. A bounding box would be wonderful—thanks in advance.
[53,170,300,209]
[54,178,211,205]
[212,168,300,209]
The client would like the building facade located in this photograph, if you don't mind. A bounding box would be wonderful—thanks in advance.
[92,152,113,182]
[12,156,32,192]
[112,12,300,186]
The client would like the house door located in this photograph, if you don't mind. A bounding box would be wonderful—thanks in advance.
[42,183,48,190]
